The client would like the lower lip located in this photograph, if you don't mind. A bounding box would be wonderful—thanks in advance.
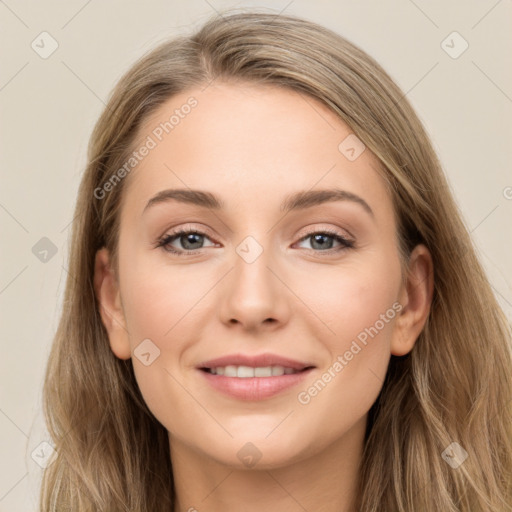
[198,368,315,400]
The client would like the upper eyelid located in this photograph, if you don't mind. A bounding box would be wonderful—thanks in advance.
[163,224,351,237]
[164,225,217,242]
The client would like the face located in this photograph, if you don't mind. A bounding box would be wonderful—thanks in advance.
[95,82,432,469]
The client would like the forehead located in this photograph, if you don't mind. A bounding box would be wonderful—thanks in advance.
[121,82,392,220]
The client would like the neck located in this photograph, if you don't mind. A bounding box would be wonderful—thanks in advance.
[170,414,366,512]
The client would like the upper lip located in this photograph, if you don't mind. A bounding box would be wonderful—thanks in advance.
[197,353,315,371]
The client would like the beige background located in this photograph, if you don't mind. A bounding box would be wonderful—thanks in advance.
[1,1,511,510]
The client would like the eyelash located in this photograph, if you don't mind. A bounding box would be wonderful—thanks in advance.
[155,226,355,257]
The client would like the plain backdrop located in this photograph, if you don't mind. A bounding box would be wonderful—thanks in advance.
[1,1,511,510]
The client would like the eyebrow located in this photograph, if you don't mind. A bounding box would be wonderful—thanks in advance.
[143,187,374,217]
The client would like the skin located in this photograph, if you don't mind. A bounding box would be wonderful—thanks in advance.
[94,82,433,512]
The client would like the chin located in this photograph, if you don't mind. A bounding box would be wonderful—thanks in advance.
[197,431,313,470]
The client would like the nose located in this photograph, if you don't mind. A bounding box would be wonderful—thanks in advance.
[218,241,291,333]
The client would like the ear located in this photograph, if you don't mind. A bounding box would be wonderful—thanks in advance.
[391,244,434,356]
[93,248,131,360]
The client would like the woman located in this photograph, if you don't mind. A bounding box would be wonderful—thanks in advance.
[39,10,512,511]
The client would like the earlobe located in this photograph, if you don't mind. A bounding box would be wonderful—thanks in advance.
[391,244,434,356]
[93,248,131,360]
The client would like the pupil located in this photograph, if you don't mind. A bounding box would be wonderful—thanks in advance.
[312,234,332,250]
[183,233,202,250]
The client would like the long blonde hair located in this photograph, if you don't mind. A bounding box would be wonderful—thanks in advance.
[40,10,512,511]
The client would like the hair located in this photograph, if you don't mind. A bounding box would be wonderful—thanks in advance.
[39,9,512,511]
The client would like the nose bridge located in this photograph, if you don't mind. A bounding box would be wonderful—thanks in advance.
[232,232,277,301]
[218,231,289,329]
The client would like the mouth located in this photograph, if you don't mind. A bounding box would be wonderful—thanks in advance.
[196,353,316,400]
[199,365,314,377]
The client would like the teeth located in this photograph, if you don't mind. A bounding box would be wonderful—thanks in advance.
[237,365,254,378]
[225,365,237,377]
[255,366,272,377]
[271,366,285,376]
[208,365,300,377]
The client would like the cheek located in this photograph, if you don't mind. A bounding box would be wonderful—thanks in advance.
[117,237,233,415]
[293,251,401,417]
[292,249,402,351]
[333,272,400,355]
[120,250,193,342]
[119,262,200,428]
[294,307,398,454]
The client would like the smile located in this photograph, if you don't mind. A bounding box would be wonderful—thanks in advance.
[198,366,314,400]
[202,365,302,377]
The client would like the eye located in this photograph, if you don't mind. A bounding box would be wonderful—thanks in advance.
[156,226,355,257]
[156,228,216,256]
[295,229,354,254]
